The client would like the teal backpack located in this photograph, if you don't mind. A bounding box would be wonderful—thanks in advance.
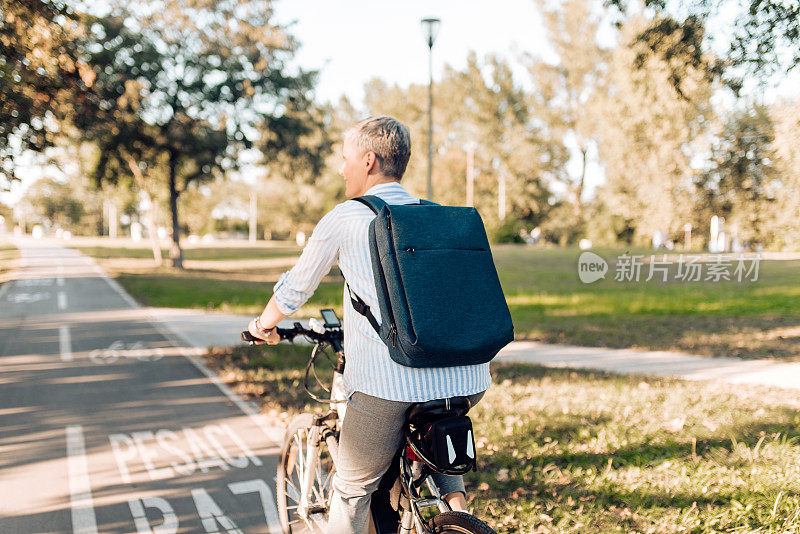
[346,195,514,368]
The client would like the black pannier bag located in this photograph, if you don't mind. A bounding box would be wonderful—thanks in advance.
[408,415,477,475]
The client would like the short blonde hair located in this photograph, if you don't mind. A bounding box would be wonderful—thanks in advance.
[345,116,411,179]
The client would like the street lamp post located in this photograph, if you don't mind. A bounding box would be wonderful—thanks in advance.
[421,17,440,202]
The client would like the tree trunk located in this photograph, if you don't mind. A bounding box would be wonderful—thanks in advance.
[168,150,183,269]
[577,145,588,209]
[124,152,163,266]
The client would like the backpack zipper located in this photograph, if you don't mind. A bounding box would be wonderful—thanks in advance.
[381,210,399,347]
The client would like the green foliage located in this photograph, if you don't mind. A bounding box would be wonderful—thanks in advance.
[363,53,568,227]
[767,101,800,251]
[539,200,587,246]
[489,220,525,244]
[604,0,799,88]
[19,178,83,228]
[73,0,321,266]
[593,14,715,245]
[698,104,776,246]
[0,0,90,188]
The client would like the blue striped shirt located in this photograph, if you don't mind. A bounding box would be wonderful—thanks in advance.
[272,181,491,402]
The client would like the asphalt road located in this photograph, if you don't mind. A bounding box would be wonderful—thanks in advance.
[0,238,284,534]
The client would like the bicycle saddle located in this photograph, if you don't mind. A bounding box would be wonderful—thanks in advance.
[405,396,471,427]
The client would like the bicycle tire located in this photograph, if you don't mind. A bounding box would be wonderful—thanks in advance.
[428,511,497,534]
[276,413,339,534]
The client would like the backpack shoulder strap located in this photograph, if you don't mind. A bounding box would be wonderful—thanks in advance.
[347,194,429,336]
[346,282,381,335]
[352,195,387,214]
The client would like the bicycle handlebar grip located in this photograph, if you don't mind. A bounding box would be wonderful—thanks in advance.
[241,331,260,343]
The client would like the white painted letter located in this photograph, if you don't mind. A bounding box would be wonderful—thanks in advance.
[109,433,137,483]
[221,423,262,467]
[228,479,280,532]
[132,431,174,480]
[183,427,228,472]
[204,425,248,469]
[155,429,196,476]
[191,488,243,534]
[128,497,178,534]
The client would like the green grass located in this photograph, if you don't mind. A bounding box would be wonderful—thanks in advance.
[117,274,343,317]
[78,243,800,360]
[493,246,800,359]
[74,245,302,261]
[207,344,800,533]
[467,364,800,533]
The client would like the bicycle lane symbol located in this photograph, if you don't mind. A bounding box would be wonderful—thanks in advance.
[89,341,166,364]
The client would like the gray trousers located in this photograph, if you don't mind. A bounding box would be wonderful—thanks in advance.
[327,390,485,534]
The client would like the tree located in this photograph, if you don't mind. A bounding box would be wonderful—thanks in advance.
[75,0,318,268]
[604,0,800,88]
[17,177,84,231]
[594,15,716,245]
[532,0,607,210]
[768,100,800,250]
[699,104,777,245]
[256,97,356,237]
[0,0,93,189]
[363,54,568,232]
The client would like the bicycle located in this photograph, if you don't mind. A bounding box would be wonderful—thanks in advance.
[242,309,496,534]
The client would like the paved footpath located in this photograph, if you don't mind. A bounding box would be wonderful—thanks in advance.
[0,238,284,533]
[496,341,800,390]
[150,297,800,393]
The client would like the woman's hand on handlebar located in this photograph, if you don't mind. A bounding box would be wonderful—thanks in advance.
[247,318,280,345]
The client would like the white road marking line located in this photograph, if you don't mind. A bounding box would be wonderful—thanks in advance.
[66,425,99,534]
[60,325,73,362]
[58,291,67,310]
[57,263,65,286]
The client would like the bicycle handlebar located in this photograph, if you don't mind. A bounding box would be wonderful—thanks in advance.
[241,322,342,345]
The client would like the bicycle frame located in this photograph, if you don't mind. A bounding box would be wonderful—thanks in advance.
[397,454,452,534]
[297,424,321,520]
[293,358,344,523]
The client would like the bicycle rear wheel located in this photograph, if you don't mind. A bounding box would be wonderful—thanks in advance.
[276,413,339,534]
[429,511,496,534]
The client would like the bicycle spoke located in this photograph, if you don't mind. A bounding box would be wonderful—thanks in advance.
[285,478,301,503]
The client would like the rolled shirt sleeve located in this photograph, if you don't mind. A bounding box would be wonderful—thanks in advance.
[272,205,343,315]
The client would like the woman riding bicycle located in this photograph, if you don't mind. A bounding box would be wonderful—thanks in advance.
[247,116,490,534]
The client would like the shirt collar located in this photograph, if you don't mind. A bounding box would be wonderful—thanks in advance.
[363,181,407,196]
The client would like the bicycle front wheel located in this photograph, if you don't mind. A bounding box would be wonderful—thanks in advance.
[276,413,339,534]
[429,511,497,534]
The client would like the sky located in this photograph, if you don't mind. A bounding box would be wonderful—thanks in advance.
[271,0,553,105]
